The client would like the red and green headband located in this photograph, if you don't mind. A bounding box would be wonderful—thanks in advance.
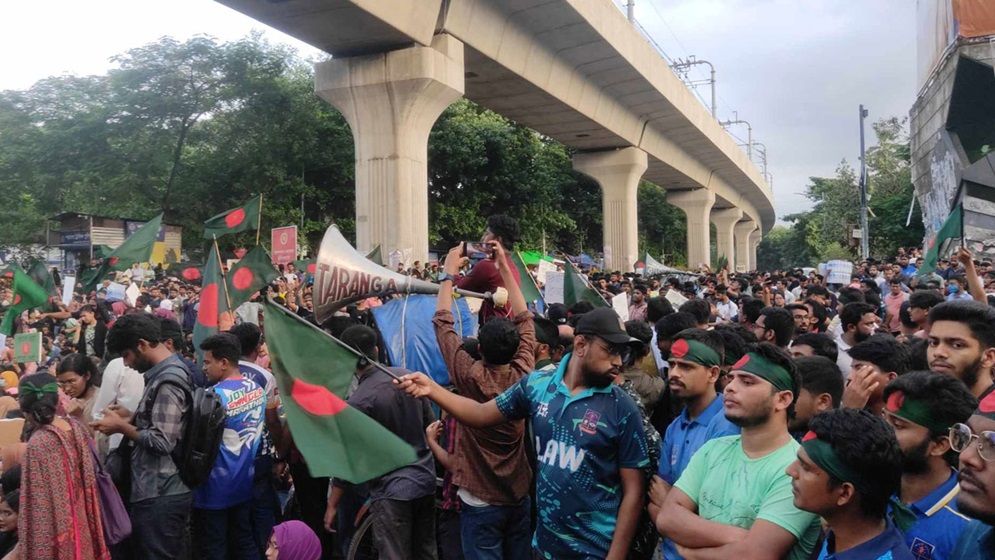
[670,338,721,368]
[731,352,794,393]
[885,391,950,434]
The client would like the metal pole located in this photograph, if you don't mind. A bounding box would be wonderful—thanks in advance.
[626,0,635,22]
[709,65,716,117]
[859,104,870,259]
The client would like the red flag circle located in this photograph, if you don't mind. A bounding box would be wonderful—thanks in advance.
[225,209,246,229]
[307,263,316,274]
[671,339,690,359]
[291,378,347,416]
[108,257,120,266]
[182,267,201,281]
[232,267,254,291]
[732,354,750,370]
[12,294,21,306]
[19,342,31,357]
[197,284,220,328]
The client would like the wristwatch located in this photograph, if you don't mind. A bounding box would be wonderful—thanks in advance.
[438,272,457,283]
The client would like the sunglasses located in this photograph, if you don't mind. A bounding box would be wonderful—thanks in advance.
[593,338,632,363]
[949,423,995,462]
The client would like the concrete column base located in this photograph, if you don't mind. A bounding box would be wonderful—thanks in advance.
[749,230,762,272]
[734,219,757,273]
[710,208,742,271]
[668,189,716,269]
[315,33,465,264]
[573,148,648,272]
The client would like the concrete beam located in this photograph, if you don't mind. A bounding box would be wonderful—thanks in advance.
[734,219,757,273]
[749,229,762,272]
[573,147,648,272]
[668,189,715,269]
[710,208,742,271]
[314,34,464,264]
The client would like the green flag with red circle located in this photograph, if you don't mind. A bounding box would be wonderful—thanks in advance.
[1,270,50,336]
[227,246,279,310]
[192,241,230,362]
[203,195,261,239]
[13,331,42,363]
[263,299,417,482]
[82,213,163,291]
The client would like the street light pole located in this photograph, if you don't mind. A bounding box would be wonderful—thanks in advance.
[626,0,635,22]
[859,104,869,260]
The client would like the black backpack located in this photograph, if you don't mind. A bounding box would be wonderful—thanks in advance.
[148,371,226,488]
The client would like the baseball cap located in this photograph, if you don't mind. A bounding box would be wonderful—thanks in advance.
[574,308,640,345]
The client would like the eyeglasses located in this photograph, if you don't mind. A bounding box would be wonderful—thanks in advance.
[949,423,995,462]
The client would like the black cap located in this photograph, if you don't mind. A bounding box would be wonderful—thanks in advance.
[574,308,639,345]
[546,303,569,325]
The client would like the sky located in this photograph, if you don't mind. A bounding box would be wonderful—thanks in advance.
[1,0,917,221]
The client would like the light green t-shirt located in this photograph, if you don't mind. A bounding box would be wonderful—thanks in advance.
[673,435,821,560]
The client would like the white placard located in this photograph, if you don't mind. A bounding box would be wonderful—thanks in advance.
[536,259,557,285]
[125,283,142,307]
[0,335,6,353]
[544,271,565,304]
[61,276,76,306]
[665,288,689,308]
[612,292,630,322]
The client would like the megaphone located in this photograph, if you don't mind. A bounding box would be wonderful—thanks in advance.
[313,224,489,325]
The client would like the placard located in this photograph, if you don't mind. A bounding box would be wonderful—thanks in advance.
[612,292,630,322]
[125,283,141,307]
[536,259,557,285]
[665,288,689,308]
[544,271,565,304]
[61,276,76,306]
[13,331,41,363]
[271,226,298,265]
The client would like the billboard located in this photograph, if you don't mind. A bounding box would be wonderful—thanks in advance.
[271,226,297,265]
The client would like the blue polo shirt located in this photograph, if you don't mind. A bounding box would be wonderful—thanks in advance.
[818,523,915,560]
[658,394,740,484]
[950,520,995,560]
[892,470,971,560]
[495,353,649,559]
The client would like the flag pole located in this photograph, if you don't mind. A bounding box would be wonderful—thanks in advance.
[256,193,263,246]
[213,235,234,317]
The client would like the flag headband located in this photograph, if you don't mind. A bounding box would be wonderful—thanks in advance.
[885,391,950,434]
[731,352,794,393]
[975,390,995,421]
[670,338,721,368]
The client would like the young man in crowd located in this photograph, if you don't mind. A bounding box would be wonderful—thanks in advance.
[433,240,535,560]
[927,301,995,399]
[789,332,838,363]
[787,409,913,559]
[883,371,978,560]
[714,285,737,324]
[533,316,566,372]
[651,328,739,559]
[907,289,944,337]
[455,214,522,322]
[884,278,909,336]
[752,306,795,349]
[835,302,880,377]
[786,303,810,337]
[193,333,267,559]
[788,355,843,438]
[949,390,995,559]
[841,334,909,415]
[655,343,822,560]
[92,313,193,559]
[396,307,649,560]
[629,284,649,323]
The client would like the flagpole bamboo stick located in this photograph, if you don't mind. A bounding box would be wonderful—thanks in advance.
[213,235,235,318]
[256,193,263,246]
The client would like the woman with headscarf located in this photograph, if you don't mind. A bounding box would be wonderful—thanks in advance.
[265,520,321,560]
[18,373,109,560]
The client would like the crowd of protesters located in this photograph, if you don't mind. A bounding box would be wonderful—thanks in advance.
[2,212,995,560]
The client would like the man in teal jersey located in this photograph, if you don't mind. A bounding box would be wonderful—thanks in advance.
[656,343,822,560]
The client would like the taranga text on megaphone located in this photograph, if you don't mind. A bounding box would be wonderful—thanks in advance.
[315,263,401,308]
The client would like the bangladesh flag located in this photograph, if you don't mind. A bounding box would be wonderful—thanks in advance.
[27,261,56,295]
[169,262,203,283]
[512,251,545,307]
[192,241,230,361]
[203,195,261,239]
[293,259,316,276]
[263,299,417,482]
[920,203,963,276]
[0,262,24,280]
[1,270,49,335]
[227,246,279,310]
[83,213,163,291]
[13,331,42,363]
[564,259,608,308]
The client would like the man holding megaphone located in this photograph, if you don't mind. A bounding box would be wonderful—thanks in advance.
[449,215,522,323]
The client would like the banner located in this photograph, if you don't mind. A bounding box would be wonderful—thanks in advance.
[61,276,76,306]
[271,226,297,266]
[544,271,565,304]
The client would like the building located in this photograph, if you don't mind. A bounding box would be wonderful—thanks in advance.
[49,212,183,272]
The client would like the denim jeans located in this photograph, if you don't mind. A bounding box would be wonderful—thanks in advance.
[130,493,193,560]
[193,501,259,559]
[251,456,279,556]
[459,496,531,560]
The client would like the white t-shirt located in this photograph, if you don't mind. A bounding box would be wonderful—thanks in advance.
[91,357,145,450]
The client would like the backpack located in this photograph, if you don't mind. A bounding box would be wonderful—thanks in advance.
[147,370,226,488]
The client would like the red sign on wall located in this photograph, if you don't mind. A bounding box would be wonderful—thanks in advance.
[271,226,297,265]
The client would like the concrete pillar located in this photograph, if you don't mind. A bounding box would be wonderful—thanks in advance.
[668,189,716,269]
[734,219,757,272]
[573,148,648,272]
[710,208,742,271]
[314,34,464,263]
[749,229,762,271]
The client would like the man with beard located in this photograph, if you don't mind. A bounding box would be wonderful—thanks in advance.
[882,372,977,560]
[835,302,880,378]
[927,301,995,399]
[948,390,995,559]
[655,343,821,560]
[395,307,648,560]
[786,304,810,338]
[650,329,738,559]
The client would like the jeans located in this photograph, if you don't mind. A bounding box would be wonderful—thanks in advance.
[193,501,259,559]
[459,496,531,560]
[130,493,193,560]
[370,494,438,560]
[252,456,279,556]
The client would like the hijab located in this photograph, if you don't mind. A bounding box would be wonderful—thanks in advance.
[272,520,321,560]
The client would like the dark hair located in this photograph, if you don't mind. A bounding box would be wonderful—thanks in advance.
[838,287,866,305]
[568,301,595,317]
[713,324,749,366]
[847,334,909,375]
[229,322,262,358]
[486,214,519,250]
[625,320,653,361]
[751,342,800,418]
[646,297,674,324]
[672,328,726,365]
[804,299,828,332]
[840,302,878,331]
[655,312,698,340]
[899,302,917,330]
[533,317,560,348]
[792,333,839,362]
[157,317,184,353]
[341,325,379,365]
[546,303,569,325]
[741,297,765,324]
[56,353,99,391]
[19,373,59,426]
[106,313,162,355]
[928,301,995,349]
[864,291,881,309]
[2,490,18,513]
[678,299,711,325]
[477,318,521,366]
[322,316,357,339]
[759,307,795,347]
[0,465,20,494]
[906,337,930,371]
[909,290,944,311]
[461,337,482,361]
[807,285,829,298]
[808,408,902,519]
[199,333,242,366]
[794,356,844,409]
[883,371,977,465]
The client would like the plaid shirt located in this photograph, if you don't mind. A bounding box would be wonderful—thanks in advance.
[130,354,191,503]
